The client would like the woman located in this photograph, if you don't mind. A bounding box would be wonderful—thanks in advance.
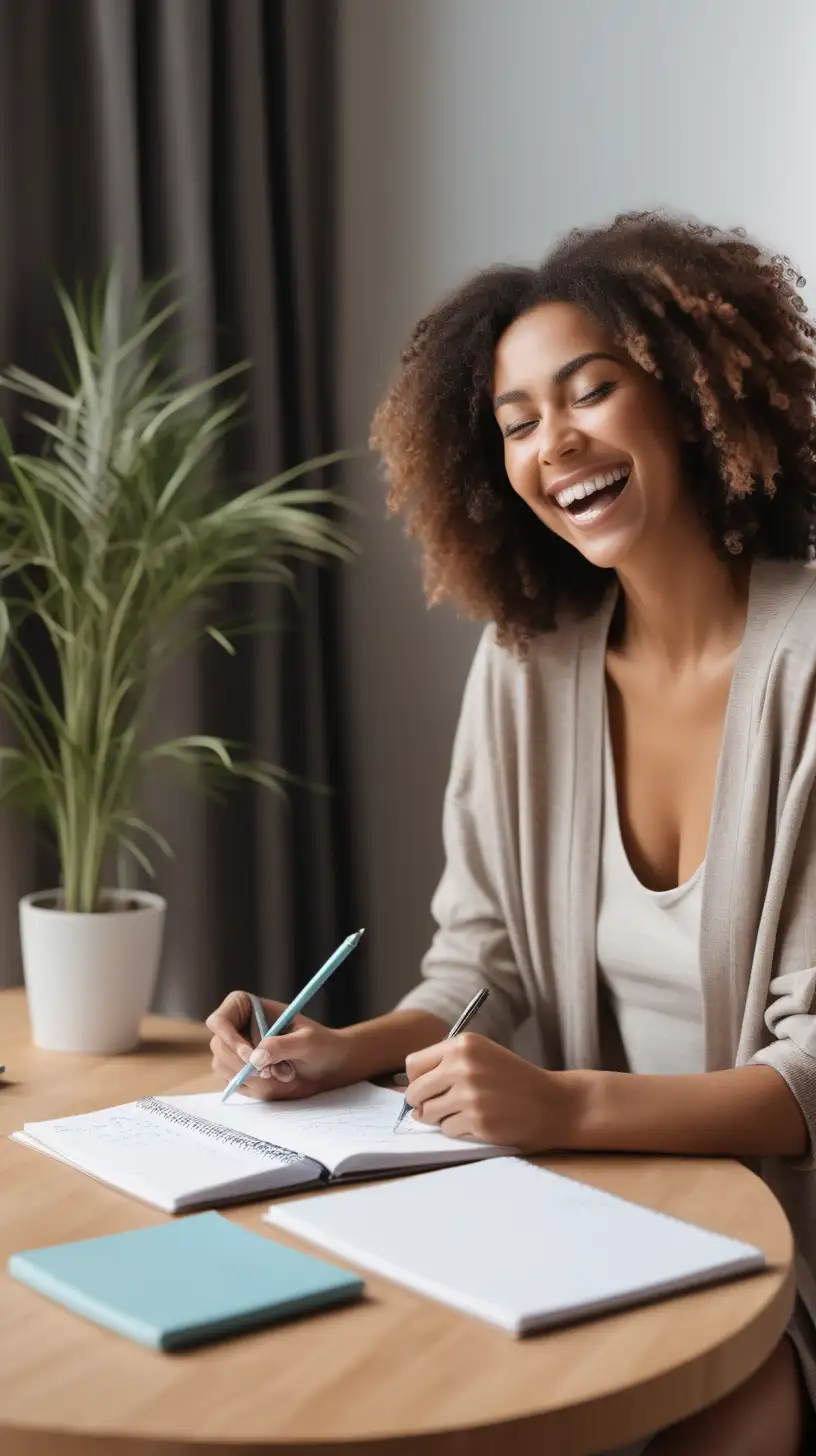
[207,212,816,1455]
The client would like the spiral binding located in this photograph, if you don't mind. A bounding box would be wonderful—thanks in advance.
[137,1096,302,1165]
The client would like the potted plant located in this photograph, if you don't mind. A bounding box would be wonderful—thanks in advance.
[0,267,357,1054]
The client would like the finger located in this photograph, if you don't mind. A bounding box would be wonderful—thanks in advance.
[249,1029,312,1072]
[212,1049,255,1085]
[210,1035,254,1079]
[406,1063,455,1109]
[258,1003,318,1035]
[206,989,252,1033]
[436,1111,476,1140]
[222,1055,308,1103]
[214,1057,272,1101]
[206,992,255,1058]
[405,1041,447,1081]
[256,999,289,1027]
[223,1054,285,1084]
[247,1001,307,1048]
[209,1037,290,1087]
[254,1057,296,1082]
[412,1087,462,1127]
[212,1049,289,1098]
[268,1059,296,1082]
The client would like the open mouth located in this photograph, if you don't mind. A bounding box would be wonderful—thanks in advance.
[557,466,631,525]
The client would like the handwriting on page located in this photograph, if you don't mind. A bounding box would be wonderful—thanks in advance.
[47,1101,301,1166]
[257,1102,435,1144]
[175,1082,467,1158]
[48,1106,185,1150]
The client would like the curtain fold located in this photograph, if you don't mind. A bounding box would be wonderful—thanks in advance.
[0,0,363,1024]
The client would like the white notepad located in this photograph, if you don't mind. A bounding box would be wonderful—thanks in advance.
[10,1084,513,1213]
[264,1156,766,1335]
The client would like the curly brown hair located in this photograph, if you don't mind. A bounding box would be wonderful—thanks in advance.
[370,211,816,653]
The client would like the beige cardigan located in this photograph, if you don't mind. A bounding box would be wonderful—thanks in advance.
[398,557,816,1401]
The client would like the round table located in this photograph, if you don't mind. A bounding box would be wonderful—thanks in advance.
[0,989,795,1455]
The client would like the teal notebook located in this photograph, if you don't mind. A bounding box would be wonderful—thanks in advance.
[7,1211,364,1350]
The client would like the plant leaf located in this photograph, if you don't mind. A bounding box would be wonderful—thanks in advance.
[206,626,235,656]
[143,735,234,769]
[0,266,360,908]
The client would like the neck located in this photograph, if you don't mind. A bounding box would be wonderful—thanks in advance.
[613,537,751,670]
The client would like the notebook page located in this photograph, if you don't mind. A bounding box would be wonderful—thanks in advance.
[160,1084,511,1174]
[18,1100,314,1212]
[264,1156,766,1335]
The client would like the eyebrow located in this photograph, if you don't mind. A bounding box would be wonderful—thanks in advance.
[492,352,621,410]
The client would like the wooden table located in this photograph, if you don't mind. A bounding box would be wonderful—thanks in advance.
[0,987,795,1456]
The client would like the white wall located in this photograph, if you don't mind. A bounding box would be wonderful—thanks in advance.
[337,0,816,1014]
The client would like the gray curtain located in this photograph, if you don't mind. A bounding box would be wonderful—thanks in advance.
[0,0,363,1024]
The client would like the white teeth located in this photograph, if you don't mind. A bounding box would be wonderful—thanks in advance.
[554,465,629,510]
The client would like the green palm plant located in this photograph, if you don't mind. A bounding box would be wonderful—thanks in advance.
[0,267,359,913]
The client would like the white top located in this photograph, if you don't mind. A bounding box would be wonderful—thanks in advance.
[596,700,706,1076]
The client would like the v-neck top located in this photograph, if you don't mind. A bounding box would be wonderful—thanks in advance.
[596,697,706,1075]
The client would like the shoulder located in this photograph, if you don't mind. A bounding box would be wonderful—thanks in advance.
[459,606,607,739]
[745,561,816,755]
[473,606,599,684]
[777,559,816,636]
[449,606,610,801]
[753,559,816,668]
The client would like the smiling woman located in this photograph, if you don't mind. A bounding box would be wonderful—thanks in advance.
[369,212,815,650]
[207,212,816,1456]
[493,342,637,521]
[492,306,698,568]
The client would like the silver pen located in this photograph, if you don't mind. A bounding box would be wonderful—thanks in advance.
[393,987,491,1132]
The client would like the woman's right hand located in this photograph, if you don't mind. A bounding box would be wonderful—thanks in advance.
[205,990,355,1101]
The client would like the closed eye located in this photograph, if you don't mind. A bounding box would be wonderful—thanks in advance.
[578,381,615,404]
[502,380,615,437]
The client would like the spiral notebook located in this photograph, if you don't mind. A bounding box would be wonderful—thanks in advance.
[10,1083,513,1213]
[265,1156,767,1336]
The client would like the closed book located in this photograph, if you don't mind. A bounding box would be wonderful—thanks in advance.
[7,1211,364,1350]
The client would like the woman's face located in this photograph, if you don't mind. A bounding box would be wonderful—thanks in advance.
[492,301,696,572]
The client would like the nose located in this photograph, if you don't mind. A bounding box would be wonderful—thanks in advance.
[536,411,585,467]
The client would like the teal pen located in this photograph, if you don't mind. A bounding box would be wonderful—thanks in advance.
[221,928,365,1103]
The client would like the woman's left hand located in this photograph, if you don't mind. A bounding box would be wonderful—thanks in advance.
[404,1033,572,1151]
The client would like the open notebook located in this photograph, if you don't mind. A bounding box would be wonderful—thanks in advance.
[10,1083,513,1213]
[265,1156,767,1336]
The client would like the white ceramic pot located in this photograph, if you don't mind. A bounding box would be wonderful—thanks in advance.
[20,888,166,1053]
